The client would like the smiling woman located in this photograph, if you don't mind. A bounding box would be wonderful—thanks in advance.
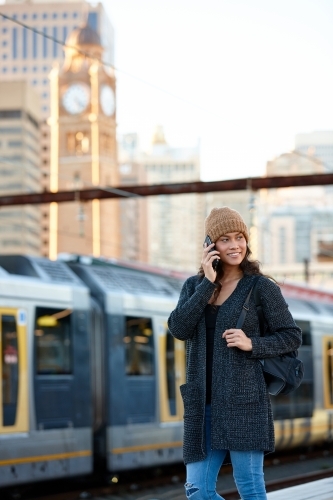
[167,206,302,500]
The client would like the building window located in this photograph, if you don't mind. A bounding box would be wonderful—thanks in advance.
[52,13,57,19]
[23,27,28,59]
[12,28,17,59]
[67,131,90,154]
[63,12,67,19]
[279,226,286,264]
[53,27,57,57]
[43,27,47,57]
[23,66,27,72]
[42,106,48,112]
[42,92,48,98]
[33,30,37,58]
[2,54,7,59]
[2,68,7,73]
[32,14,38,20]
[43,66,48,72]
[2,240,21,247]
[32,79,37,85]
[8,141,22,148]
[88,12,98,32]
[43,79,48,84]
[33,66,37,72]
[12,67,17,72]
[63,26,67,43]
[2,28,7,33]
[0,110,21,119]
[2,41,7,47]
[0,127,22,134]
[42,13,48,19]
[73,12,78,18]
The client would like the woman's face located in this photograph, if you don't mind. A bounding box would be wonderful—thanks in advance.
[215,232,247,267]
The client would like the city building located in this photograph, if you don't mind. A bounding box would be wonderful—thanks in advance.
[0,0,115,256]
[0,81,41,255]
[257,149,333,288]
[49,24,119,259]
[266,150,326,177]
[118,127,203,273]
[118,134,149,263]
[295,131,333,171]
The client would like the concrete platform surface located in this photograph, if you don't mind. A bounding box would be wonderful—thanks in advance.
[267,477,333,500]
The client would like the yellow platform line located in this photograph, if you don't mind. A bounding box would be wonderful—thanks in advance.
[0,450,91,467]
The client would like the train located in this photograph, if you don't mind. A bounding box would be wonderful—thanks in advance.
[0,253,333,488]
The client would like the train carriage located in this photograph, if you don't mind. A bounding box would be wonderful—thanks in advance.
[68,257,186,471]
[0,256,92,486]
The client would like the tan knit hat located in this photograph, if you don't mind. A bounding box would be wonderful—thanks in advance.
[205,207,249,243]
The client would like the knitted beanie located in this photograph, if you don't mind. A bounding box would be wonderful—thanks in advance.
[205,207,249,243]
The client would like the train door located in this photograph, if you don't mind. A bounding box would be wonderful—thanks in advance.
[323,336,333,409]
[0,308,28,434]
[158,320,185,422]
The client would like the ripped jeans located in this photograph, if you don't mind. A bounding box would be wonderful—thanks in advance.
[185,405,267,500]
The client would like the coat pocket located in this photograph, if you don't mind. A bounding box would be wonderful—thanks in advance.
[180,382,204,417]
[227,363,260,404]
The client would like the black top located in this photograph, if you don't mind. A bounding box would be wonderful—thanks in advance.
[205,305,220,404]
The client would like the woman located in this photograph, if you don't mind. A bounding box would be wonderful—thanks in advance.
[168,207,302,500]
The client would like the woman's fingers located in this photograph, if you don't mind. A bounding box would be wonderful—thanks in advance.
[222,329,253,351]
[201,243,220,282]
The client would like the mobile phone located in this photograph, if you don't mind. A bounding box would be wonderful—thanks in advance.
[203,235,220,271]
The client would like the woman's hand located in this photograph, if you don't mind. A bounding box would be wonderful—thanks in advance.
[201,243,220,283]
[222,329,253,351]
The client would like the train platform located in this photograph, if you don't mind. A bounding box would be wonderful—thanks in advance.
[267,477,333,499]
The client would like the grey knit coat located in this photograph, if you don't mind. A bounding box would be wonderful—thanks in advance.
[167,274,302,465]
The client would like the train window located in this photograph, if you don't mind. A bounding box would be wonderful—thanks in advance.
[295,320,311,346]
[124,317,154,376]
[34,307,72,375]
[323,336,333,408]
[1,314,18,426]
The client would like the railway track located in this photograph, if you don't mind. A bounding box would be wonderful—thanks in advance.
[3,446,333,500]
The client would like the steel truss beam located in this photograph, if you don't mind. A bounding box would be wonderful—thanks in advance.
[0,173,333,207]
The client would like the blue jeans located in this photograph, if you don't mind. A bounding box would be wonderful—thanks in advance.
[185,405,267,500]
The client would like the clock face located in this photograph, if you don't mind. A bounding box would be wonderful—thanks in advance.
[62,83,90,115]
[100,84,115,116]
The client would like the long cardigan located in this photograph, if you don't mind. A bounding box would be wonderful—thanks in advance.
[167,274,302,465]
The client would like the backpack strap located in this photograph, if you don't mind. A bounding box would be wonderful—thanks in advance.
[252,276,265,337]
[236,275,261,330]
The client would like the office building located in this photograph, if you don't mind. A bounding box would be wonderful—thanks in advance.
[0,0,115,256]
[118,127,203,273]
[295,131,333,172]
[256,149,333,288]
[0,81,41,255]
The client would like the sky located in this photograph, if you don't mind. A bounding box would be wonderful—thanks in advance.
[101,0,333,181]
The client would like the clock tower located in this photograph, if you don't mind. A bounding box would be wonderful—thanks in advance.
[49,24,119,259]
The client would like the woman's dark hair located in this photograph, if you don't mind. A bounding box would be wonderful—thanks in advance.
[198,244,273,305]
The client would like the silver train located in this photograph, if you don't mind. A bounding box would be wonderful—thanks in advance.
[0,254,333,488]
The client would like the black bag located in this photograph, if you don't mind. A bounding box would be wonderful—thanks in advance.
[236,277,304,396]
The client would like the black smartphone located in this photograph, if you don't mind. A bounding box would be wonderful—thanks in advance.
[203,235,219,271]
